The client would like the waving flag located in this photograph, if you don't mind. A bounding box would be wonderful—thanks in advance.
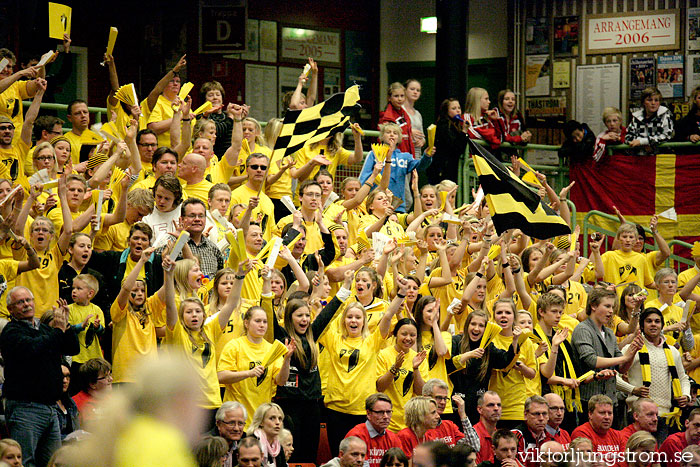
[469,138,571,238]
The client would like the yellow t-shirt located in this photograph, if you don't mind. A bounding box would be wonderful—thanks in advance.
[183,179,214,203]
[93,221,131,252]
[115,415,197,467]
[678,267,700,333]
[212,301,259,361]
[218,336,283,427]
[358,214,405,239]
[164,318,223,409]
[147,95,176,148]
[687,334,700,383]
[0,81,29,140]
[425,267,467,325]
[488,334,536,420]
[323,202,366,247]
[63,130,83,165]
[0,259,20,318]
[645,298,684,346]
[318,326,385,415]
[327,256,354,297]
[230,184,276,240]
[16,243,63,317]
[0,138,27,181]
[265,147,292,200]
[421,330,454,413]
[295,142,351,180]
[111,295,163,383]
[376,345,429,432]
[68,302,105,363]
[601,249,654,292]
[275,215,323,255]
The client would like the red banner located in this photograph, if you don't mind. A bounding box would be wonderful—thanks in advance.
[570,153,700,260]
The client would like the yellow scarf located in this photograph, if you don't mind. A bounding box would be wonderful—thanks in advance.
[638,340,684,429]
[534,323,582,413]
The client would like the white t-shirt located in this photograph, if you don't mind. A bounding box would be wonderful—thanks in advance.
[143,204,182,248]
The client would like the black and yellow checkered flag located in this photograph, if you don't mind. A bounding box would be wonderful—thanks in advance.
[272,85,361,159]
[468,138,571,239]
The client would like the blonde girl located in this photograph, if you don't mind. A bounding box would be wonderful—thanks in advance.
[163,256,247,429]
[463,87,501,148]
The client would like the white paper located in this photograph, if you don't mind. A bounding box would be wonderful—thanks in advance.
[372,232,390,259]
[473,186,484,207]
[0,59,8,72]
[659,207,677,221]
[447,298,462,314]
[323,191,339,210]
[169,231,191,260]
[266,237,283,267]
[37,50,55,67]
[280,195,297,214]
[576,64,621,135]
[94,190,104,231]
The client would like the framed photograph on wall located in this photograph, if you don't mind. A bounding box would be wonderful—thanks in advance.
[553,16,579,56]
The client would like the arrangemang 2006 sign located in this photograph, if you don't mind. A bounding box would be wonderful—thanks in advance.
[586,10,679,54]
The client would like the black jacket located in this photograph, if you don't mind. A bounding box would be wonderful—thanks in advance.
[272,296,343,401]
[0,320,79,404]
[558,124,596,164]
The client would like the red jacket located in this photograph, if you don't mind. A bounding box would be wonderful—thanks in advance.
[498,110,527,145]
[397,428,438,458]
[379,104,415,157]
[474,421,495,464]
[464,112,501,149]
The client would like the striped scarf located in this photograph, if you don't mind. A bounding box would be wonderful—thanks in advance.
[638,341,684,429]
[535,324,582,413]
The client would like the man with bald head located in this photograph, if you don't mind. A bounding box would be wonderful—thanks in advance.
[539,441,565,467]
[619,398,658,446]
[179,152,213,202]
[544,393,571,450]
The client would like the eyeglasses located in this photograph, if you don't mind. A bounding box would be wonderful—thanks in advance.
[248,164,268,171]
[432,396,449,402]
[219,419,245,427]
[10,297,34,306]
[0,125,14,131]
[48,130,62,136]
[97,372,112,380]
[36,156,55,162]
[369,409,393,416]
[185,213,206,219]
[138,143,158,148]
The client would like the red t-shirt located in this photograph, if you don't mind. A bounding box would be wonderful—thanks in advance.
[429,420,465,447]
[397,428,438,457]
[659,431,690,467]
[474,421,495,464]
[571,422,624,466]
[618,423,639,447]
[346,423,402,467]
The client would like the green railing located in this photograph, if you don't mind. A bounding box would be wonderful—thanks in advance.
[581,210,695,272]
[22,101,106,125]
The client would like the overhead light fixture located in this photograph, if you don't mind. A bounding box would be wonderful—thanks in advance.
[421,16,437,34]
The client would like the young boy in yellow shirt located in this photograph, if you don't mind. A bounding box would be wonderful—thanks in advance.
[68,273,106,366]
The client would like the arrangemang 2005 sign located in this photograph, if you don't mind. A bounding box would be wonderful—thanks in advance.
[585,10,679,54]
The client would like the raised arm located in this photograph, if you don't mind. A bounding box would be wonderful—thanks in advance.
[146,55,186,113]
[278,246,310,292]
[378,276,410,338]
[649,215,670,266]
[0,65,39,95]
[305,58,318,107]
[116,248,153,308]
[21,78,47,147]
[162,255,178,330]
[104,54,120,107]
[347,125,364,165]
[341,160,383,210]
[218,259,250,330]
[221,104,244,167]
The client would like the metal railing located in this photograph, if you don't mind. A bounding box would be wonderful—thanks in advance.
[580,210,694,272]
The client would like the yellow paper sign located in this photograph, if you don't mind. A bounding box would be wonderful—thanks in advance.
[194,101,213,116]
[577,370,595,382]
[439,191,448,211]
[106,27,118,56]
[480,321,503,349]
[427,124,436,154]
[178,82,194,101]
[48,3,72,40]
[115,83,138,106]
[263,340,288,367]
